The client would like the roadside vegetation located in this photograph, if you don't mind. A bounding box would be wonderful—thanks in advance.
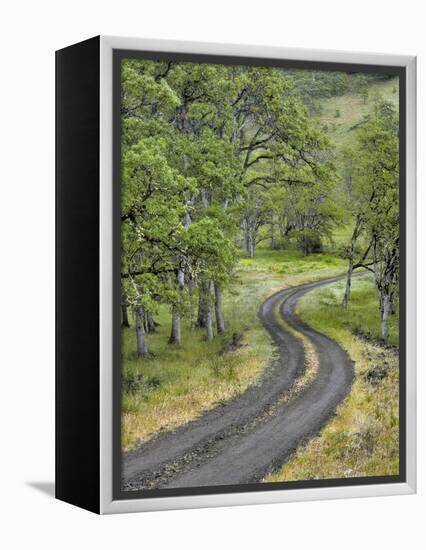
[261,76,401,482]
[265,275,399,482]
[122,248,346,449]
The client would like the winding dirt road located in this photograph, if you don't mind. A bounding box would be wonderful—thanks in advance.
[122,274,357,491]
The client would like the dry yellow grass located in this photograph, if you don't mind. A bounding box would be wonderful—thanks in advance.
[122,329,271,449]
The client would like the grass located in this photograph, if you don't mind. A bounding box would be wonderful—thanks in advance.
[317,77,399,155]
[302,276,399,346]
[121,309,271,450]
[265,275,399,482]
[121,247,347,450]
[236,248,346,284]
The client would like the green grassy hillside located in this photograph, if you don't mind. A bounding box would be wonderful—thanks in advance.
[317,77,399,154]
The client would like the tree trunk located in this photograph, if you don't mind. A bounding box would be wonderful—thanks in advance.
[381,293,391,343]
[200,189,209,207]
[243,217,250,257]
[146,311,157,333]
[248,218,258,258]
[343,214,364,308]
[214,282,225,333]
[169,306,181,344]
[205,296,213,342]
[198,281,213,341]
[170,202,192,341]
[343,226,357,308]
[372,230,380,298]
[379,244,398,343]
[121,304,130,327]
[196,286,207,328]
[135,305,149,357]
[342,260,353,309]
[189,282,197,330]
[270,222,276,250]
[169,268,185,344]
[249,240,255,259]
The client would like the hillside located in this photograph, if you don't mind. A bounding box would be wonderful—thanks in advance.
[317,76,399,154]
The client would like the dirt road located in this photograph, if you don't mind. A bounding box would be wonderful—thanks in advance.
[122,275,355,491]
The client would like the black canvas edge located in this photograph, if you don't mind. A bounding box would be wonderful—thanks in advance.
[55,35,101,514]
[112,49,407,501]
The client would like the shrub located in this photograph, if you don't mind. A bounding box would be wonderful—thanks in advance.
[295,229,323,255]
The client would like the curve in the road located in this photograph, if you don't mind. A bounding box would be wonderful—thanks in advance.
[122,274,358,491]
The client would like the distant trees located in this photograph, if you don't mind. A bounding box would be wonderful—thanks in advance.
[289,71,394,113]
[286,70,389,114]
[228,68,337,258]
[353,74,369,104]
[271,180,342,255]
[341,98,399,342]
[288,70,350,114]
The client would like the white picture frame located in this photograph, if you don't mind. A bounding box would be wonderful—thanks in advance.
[56,35,417,514]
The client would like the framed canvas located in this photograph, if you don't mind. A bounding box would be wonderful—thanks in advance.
[55,36,417,514]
